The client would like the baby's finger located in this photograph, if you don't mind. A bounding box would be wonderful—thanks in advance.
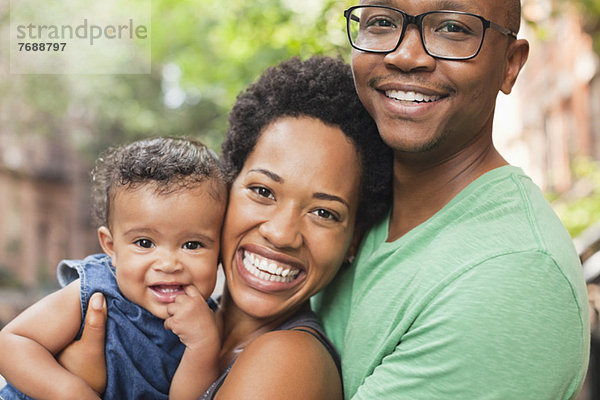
[166,301,178,317]
[183,284,202,298]
[164,316,173,332]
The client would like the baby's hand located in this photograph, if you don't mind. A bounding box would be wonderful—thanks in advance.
[164,285,220,350]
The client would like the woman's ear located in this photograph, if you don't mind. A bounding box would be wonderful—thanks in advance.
[344,230,363,265]
[97,226,116,266]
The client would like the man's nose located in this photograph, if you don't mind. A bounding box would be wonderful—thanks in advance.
[383,25,435,72]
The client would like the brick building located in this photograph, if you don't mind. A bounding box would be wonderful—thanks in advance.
[0,132,99,324]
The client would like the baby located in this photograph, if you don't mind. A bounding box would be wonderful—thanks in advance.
[0,137,227,400]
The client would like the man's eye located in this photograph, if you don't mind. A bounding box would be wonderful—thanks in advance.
[366,16,397,30]
[437,21,472,34]
[135,239,154,248]
[250,186,275,200]
[183,241,204,250]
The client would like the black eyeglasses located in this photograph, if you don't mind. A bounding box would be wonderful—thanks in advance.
[344,5,517,60]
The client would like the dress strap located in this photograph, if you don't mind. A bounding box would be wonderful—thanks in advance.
[291,327,342,376]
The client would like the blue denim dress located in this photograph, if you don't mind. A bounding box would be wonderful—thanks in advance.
[1,254,188,400]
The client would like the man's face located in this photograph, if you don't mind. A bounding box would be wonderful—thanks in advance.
[351,0,526,161]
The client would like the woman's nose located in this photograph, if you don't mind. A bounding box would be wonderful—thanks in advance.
[258,204,303,249]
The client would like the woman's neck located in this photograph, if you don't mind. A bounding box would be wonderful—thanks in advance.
[216,286,307,371]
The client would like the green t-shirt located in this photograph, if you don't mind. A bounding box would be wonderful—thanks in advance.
[313,166,589,399]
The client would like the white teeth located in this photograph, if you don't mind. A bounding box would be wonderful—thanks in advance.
[385,90,440,103]
[268,263,277,274]
[242,250,300,283]
[157,287,180,293]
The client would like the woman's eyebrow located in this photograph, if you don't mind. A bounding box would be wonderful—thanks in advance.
[248,168,349,207]
[313,192,349,208]
[248,168,283,183]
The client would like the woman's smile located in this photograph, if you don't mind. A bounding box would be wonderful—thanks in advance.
[241,250,301,284]
[221,116,362,321]
[235,245,306,293]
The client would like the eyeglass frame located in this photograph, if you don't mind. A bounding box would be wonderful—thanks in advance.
[343,5,518,61]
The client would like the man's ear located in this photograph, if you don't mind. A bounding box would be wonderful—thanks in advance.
[501,38,529,95]
[97,226,116,265]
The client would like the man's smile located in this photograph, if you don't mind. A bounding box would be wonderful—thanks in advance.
[385,89,443,103]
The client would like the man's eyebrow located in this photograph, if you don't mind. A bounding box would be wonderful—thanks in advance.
[248,168,283,183]
[360,0,396,6]
[357,0,477,13]
[432,0,478,13]
[313,192,350,208]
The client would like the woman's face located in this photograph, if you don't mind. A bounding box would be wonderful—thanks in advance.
[221,116,362,320]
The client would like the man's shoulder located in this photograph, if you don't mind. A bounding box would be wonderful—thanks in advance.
[356,166,583,294]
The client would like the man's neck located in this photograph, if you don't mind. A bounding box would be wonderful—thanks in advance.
[387,142,507,241]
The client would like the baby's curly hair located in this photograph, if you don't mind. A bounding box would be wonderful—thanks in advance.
[221,56,392,231]
[91,137,225,228]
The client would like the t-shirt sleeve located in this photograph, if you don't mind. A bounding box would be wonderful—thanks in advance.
[350,252,589,400]
[57,258,83,287]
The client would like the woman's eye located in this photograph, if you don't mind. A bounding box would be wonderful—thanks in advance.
[134,239,154,248]
[250,186,275,200]
[183,241,203,250]
[311,209,340,221]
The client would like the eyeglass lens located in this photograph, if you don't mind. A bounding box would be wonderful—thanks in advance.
[347,7,486,59]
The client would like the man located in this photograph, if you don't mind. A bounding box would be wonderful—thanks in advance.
[54,0,590,398]
[312,0,589,398]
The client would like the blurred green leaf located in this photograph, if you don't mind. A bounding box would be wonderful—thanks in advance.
[1,0,354,157]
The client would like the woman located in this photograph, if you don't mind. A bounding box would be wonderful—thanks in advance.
[57,56,392,399]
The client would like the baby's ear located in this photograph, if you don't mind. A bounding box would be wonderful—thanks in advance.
[97,226,116,265]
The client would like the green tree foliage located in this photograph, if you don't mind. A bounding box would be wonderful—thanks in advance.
[1,0,355,159]
[550,157,600,238]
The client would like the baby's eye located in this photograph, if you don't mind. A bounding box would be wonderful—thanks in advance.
[183,241,204,250]
[134,239,154,248]
[250,186,275,200]
[311,208,340,222]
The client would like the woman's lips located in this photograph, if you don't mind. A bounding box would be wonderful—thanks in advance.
[235,247,305,292]
[242,250,300,283]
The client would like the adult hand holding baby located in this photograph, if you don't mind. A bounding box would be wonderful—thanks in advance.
[57,292,107,396]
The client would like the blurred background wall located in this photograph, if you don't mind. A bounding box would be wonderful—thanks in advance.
[1,0,600,397]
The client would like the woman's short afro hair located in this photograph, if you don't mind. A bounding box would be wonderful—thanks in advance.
[221,56,392,231]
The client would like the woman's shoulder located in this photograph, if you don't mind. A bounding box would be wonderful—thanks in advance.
[216,329,342,399]
[244,328,331,363]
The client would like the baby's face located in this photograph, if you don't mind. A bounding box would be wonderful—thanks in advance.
[99,181,226,319]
